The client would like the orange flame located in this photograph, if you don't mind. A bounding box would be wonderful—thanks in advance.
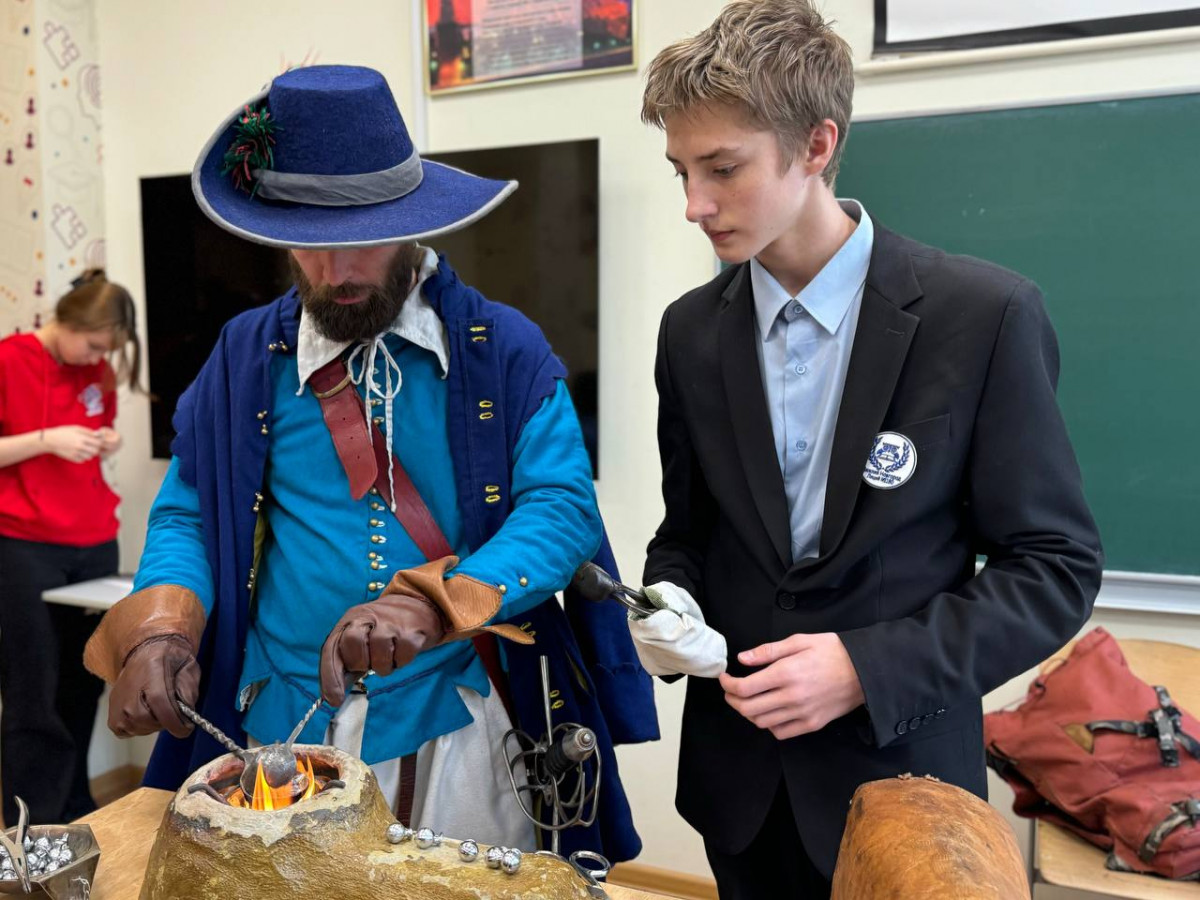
[228,753,319,810]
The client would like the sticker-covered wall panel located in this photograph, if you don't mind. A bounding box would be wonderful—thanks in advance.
[0,0,47,335]
[36,0,104,318]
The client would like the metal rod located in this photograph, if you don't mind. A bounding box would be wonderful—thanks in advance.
[177,701,249,759]
[286,696,324,747]
[538,656,562,857]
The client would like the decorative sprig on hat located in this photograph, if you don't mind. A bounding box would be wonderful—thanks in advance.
[221,104,279,196]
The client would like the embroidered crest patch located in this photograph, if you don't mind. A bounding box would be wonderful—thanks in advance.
[863,432,917,490]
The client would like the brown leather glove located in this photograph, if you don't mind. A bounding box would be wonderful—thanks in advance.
[319,556,535,707]
[319,592,446,706]
[83,584,207,739]
[108,635,201,739]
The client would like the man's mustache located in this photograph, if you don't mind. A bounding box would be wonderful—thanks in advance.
[306,283,376,303]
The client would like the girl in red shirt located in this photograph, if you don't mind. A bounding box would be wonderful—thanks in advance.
[0,269,141,824]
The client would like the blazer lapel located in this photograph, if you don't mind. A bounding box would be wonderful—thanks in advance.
[719,265,792,571]
[818,227,923,559]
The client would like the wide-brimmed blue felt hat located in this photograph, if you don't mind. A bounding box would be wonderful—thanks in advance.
[193,65,516,249]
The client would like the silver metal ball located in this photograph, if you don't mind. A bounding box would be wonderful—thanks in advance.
[485,845,505,868]
[458,839,479,862]
[501,848,522,875]
[415,827,442,849]
[386,823,412,844]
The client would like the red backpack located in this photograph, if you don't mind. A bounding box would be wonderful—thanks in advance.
[984,627,1200,880]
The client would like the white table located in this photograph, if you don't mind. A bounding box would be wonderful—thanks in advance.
[42,575,133,611]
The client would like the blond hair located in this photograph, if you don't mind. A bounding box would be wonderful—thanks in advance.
[56,268,143,391]
[641,0,854,185]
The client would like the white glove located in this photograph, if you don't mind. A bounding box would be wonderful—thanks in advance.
[628,582,728,678]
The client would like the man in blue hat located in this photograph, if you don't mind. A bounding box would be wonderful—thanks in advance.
[83,65,656,859]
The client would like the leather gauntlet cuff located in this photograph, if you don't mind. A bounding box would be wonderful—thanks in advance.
[83,585,207,683]
[383,556,534,646]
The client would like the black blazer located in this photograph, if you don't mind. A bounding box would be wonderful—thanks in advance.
[644,222,1103,875]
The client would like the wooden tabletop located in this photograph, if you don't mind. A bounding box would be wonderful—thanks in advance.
[1037,822,1200,899]
[77,788,668,900]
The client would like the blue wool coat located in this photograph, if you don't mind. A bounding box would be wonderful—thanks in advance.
[145,257,658,862]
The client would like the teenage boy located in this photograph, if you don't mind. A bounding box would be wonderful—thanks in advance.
[633,2,1102,895]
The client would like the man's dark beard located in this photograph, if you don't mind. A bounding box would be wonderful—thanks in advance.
[291,248,422,343]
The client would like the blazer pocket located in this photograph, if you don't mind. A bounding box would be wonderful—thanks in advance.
[885,413,950,448]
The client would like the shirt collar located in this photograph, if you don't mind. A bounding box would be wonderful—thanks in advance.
[296,246,448,389]
[751,200,875,340]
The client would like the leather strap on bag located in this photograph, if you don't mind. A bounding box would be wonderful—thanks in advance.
[311,355,518,724]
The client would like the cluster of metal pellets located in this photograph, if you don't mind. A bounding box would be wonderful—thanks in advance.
[0,833,74,879]
[384,824,523,874]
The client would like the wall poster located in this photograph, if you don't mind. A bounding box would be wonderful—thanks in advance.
[424,0,634,95]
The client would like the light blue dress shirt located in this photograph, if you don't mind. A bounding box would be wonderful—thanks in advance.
[750,201,874,562]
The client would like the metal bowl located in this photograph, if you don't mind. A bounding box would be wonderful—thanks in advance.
[0,824,100,899]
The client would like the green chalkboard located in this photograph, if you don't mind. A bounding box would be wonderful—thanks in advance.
[836,92,1200,575]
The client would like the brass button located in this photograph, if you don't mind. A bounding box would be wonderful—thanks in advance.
[372,416,384,426]
[369,487,380,496]
[368,582,385,592]
[369,518,384,527]
[368,552,378,560]
[370,398,383,406]
[371,535,387,544]
[370,501,384,511]
[267,342,278,351]
[519,577,528,587]
[252,502,260,513]
[498,584,507,594]
[256,410,267,419]
[260,425,269,435]
[371,561,387,570]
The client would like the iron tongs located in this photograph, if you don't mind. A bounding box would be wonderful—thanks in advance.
[571,562,658,619]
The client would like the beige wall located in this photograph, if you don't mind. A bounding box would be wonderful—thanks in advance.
[91,0,1200,885]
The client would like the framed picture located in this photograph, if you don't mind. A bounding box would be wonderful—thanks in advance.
[424,0,635,95]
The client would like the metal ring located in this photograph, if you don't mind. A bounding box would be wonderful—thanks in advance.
[312,372,353,399]
[569,850,610,881]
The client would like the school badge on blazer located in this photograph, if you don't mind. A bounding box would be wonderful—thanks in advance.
[863,432,917,489]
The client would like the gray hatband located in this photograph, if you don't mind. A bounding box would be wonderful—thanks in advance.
[252,150,424,206]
